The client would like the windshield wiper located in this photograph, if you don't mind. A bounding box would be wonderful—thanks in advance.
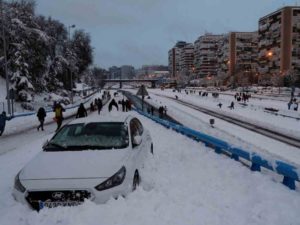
[44,142,67,151]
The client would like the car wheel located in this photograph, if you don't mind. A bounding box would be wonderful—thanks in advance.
[150,143,154,154]
[132,171,140,191]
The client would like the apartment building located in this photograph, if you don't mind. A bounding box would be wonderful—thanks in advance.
[168,41,194,79]
[218,32,258,79]
[258,6,300,80]
[179,43,194,74]
[194,34,224,78]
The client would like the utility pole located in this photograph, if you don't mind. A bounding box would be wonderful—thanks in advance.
[68,24,75,104]
[1,0,10,114]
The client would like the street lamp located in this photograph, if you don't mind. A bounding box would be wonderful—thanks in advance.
[1,0,10,114]
[266,51,273,58]
[68,24,75,104]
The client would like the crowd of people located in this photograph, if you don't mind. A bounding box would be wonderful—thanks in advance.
[158,106,167,118]
[234,92,251,102]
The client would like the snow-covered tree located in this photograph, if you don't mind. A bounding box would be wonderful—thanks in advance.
[0,0,95,101]
[71,30,93,77]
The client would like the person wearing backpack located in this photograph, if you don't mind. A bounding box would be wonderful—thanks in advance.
[37,107,47,131]
[53,103,65,131]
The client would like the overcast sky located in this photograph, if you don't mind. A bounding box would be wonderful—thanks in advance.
[36,0,298,69]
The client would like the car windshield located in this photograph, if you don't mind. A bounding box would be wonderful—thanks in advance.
[44,122,129,151]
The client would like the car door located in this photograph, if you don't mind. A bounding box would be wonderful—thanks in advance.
[129,118,146,170]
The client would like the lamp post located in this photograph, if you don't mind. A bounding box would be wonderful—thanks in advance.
[1,0,10,114]
[68,24,75,104]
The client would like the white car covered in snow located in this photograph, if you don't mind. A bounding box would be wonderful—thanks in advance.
[13,115,153,210]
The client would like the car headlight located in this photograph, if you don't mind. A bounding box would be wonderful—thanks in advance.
[14,172,26,193]
[95,166,126,191]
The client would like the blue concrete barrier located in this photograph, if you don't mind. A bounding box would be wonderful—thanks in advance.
[135,109,300,190]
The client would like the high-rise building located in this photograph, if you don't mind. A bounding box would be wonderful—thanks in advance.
[258,6,300,82]
[168,41,187,79]
[194,34,224,78]
[179,43,194,74]
[218,32,258,83]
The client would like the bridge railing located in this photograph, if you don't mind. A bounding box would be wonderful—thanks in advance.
[135,109,300,190]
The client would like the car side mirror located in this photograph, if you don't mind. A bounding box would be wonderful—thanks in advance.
[132,135,142,147]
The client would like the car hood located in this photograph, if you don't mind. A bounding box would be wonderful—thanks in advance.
[20,150,130,180]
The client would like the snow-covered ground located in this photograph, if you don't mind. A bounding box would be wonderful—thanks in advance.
[149,89,300,136]
[124,88,300,167]
[0,92,300,225]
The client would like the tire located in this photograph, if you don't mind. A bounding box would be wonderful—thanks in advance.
[150,143,154,155]
[132,171,140,191]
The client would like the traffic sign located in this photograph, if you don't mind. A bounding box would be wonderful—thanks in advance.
[136,85,148,96]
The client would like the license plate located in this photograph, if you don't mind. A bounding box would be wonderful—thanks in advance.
[40,201,81,209]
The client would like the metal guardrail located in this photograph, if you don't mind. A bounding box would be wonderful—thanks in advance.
[135,109,299,190]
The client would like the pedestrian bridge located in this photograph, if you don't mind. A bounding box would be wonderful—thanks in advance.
[104,79,159,88]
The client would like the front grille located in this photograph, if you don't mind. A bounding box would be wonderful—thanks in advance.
[26,190,91,210]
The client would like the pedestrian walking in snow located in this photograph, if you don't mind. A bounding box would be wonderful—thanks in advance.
[228,101,234,110]
[288,99,293,110]
[37,107,46,131]
[121,99,126,112]
[217,103,222,108]
[158,106,164,118]
[0,111,12,136]
[53,103,65,132]
[96,98,103,115]
[292,99,298,111]
[76,103,87,118]
[90,102,95,112]
[164,106,168,115]
[108,99,119,112]
[125,99,132,111]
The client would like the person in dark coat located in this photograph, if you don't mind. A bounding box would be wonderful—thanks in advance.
[37,107,47,131]
[76,103,87,118]
[125,99,132,111]
[90,102,95,112]
[121,99,126,112]
[158,106,164,118]
[151,106,154,116]
[0,111,12,136]
[229,101,234,110]
[96,98,103,115]
[53,103,65,131]
[108,99,119,112]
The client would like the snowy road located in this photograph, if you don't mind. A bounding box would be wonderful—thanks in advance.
[140,89,300,166]
[0,101,300,225]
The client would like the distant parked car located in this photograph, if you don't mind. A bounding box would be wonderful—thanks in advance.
[13,115,153,210]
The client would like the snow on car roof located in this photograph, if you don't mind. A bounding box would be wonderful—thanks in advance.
[69,112,133,125]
